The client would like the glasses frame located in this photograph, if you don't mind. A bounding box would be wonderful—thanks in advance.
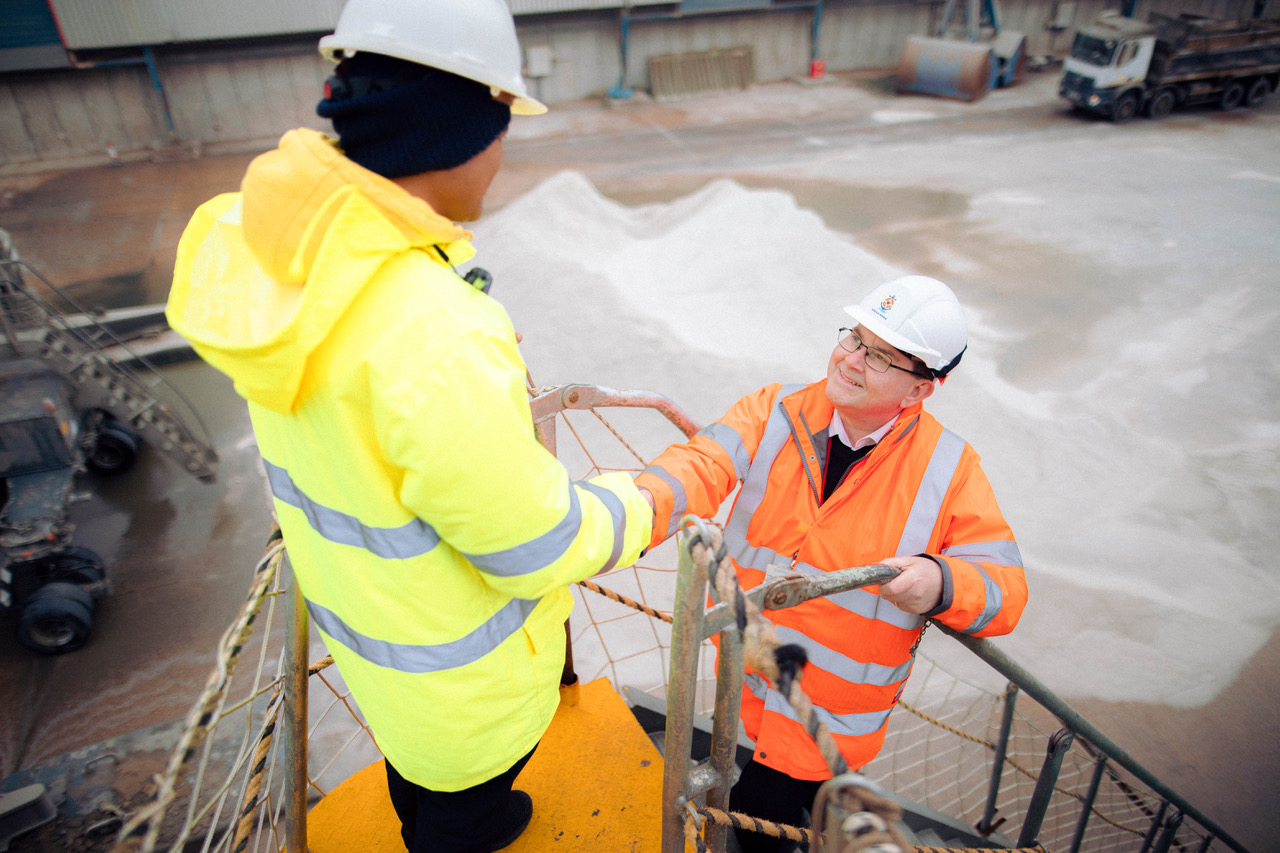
[836,328,933,379]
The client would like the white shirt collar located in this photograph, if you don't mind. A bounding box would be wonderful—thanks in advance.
[830,412,898,450]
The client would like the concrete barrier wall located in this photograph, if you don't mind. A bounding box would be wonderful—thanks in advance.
[0,0,1262,171]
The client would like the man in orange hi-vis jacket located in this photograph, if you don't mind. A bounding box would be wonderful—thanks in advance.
[634,275,1028,853]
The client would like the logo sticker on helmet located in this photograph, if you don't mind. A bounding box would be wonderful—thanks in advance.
[880,295,896,312]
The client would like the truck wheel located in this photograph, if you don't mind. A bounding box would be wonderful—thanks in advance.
[1111,95,1141,125]
[1245,78,1271,107]
[87,416,140,475]
[1147,89,1176,120]
[49,547,105,587]
[17,583,95,654]
[1220,81,1245,111]
[1111,93,1139,123]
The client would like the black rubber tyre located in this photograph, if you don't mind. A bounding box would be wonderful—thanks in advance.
[1245,78,1271,107]
[1111,93,1139,123]
[18,583,95,654]
[48,547,106,586]
[1220,81,1245,111]
[1147,89,1175,120]
[87,417,140,474]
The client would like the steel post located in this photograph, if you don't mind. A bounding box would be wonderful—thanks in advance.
[705,623,745,852]
[1017,727,1074,848]
[1152,807,1185,853]
[282,555,309,853]
[1140,801,1170,853]
[977,682,1017,836]
[1069,754,1108,853]
[662,524,711,853]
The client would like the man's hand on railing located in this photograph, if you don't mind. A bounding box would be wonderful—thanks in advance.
[876,555,943,615]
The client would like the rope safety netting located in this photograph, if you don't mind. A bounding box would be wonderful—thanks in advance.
[99,392,1222,853]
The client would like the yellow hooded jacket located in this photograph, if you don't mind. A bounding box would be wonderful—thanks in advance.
[168,129,652,790]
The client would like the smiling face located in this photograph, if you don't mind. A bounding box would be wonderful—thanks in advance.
[825,324,936,436]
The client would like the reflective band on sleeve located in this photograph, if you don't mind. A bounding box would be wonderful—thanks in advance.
[699,421,751,480]
[577,481,625,574]
[464,482,583,577]
[638,463,688,541]
[943,539,1023,568]
[265,460,441,559]
[747,673,893,738]
[307,595,539,673]
[896,429,965,556]
[956,559,1004,633]
[773,625,913,686]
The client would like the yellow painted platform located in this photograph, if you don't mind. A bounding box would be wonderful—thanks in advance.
[305,678,666,851]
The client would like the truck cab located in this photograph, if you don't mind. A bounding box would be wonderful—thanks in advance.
[1060,14,1156,120]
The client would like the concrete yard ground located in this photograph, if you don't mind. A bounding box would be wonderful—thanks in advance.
[2,68,1278,852]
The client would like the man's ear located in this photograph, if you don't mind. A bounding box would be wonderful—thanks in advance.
[901,378,936,408]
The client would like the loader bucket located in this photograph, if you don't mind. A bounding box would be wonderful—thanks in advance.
[894,36,994,101]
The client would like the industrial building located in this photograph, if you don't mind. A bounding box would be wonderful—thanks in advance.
[0,0,1265,169]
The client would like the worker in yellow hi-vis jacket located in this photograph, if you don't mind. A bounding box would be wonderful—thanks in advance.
[166,1,652,850]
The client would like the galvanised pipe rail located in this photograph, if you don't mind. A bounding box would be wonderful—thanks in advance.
[940,626,1250,853]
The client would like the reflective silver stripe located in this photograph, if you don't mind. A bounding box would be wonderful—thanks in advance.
[943,539,1023,568]
[774,625,913,686]
[955,559,1004,633]
[639,463,688,541]
[699,421,750,480]
[578,481,625,574]
[746,674,893,738]
[307,595,538,673]
[465,481,600,577]
[265,460,440,559]
[896,429,966,555]
[724,385,805,542]
[723,526,779,572]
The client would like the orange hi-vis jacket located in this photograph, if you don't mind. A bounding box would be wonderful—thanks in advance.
[634,381,1027,780]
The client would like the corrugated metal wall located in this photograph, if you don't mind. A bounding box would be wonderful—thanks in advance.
[47,0,345,49]
[510,0,667,11]
[0,0,1266,170]
[45,0,667,48]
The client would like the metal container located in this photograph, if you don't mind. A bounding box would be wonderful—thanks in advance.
[895,35,994,101]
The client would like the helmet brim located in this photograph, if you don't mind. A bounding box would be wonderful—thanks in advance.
[320,39,547,116]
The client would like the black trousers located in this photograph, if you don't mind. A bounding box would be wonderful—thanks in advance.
[729,760,822,853]
[384,746,536,853]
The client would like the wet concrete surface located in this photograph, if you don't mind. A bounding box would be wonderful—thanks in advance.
[2,69,1278,851]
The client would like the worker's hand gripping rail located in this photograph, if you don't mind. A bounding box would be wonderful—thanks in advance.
[661,518,901,853]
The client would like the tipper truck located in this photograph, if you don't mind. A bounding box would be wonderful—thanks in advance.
[1059,11,1280,122]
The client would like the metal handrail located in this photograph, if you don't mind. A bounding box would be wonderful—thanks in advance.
[941,626,1250,853]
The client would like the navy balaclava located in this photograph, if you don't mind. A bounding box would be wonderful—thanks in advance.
[316,53,511,179]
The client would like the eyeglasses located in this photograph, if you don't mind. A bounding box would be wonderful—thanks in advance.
[837,328,932,378]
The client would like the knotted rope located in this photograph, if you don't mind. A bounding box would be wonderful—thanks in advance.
[111,531,285,853]
[681,519,913,852]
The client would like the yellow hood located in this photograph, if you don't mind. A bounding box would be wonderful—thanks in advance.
[167,128,475,413]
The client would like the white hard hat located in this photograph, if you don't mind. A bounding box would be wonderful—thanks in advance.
[844,275,968,376]
[319,0,547,116]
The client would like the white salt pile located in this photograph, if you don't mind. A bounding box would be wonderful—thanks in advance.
[471,170,1280,708]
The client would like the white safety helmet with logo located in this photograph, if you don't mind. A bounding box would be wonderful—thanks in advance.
[319,0,547,116]
[844,275,968,378]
